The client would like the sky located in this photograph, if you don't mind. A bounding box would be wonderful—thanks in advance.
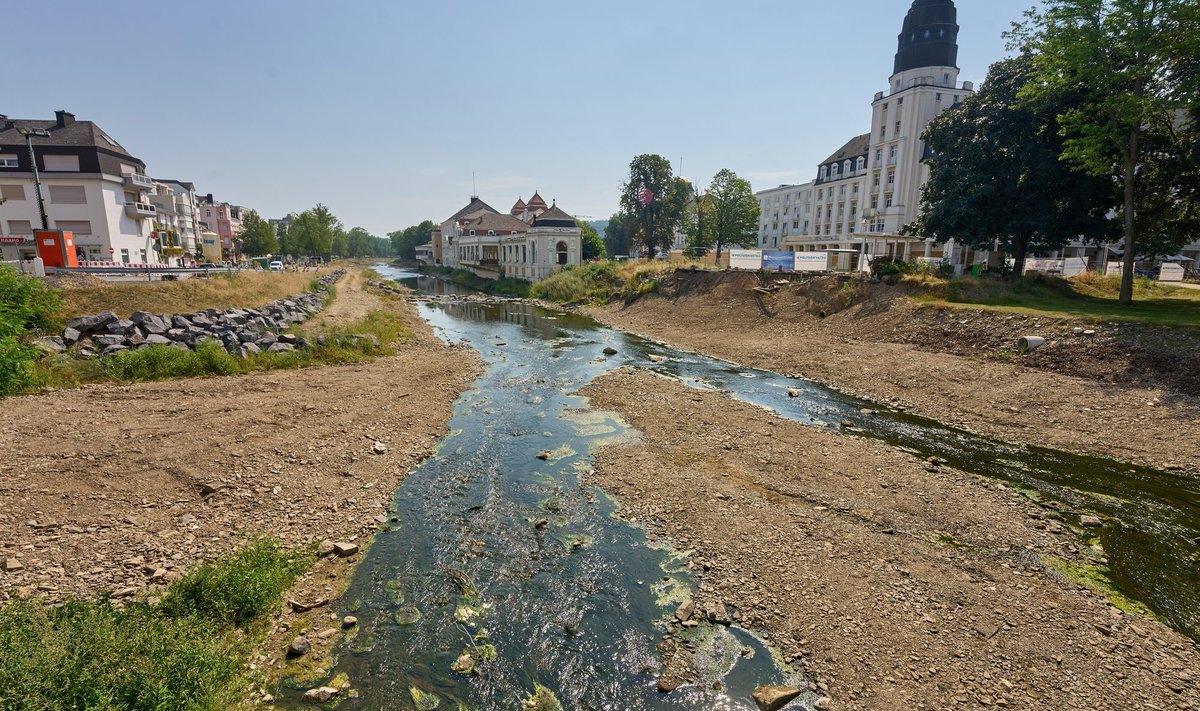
[5,0,1035,235]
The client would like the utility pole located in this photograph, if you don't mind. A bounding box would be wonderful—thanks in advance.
[16,127,51,230]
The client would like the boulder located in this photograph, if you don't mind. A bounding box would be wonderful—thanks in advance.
[267,342,295,354]
[92,334,126,348]
[144,334,172,346]
[287,636,311,658]
[707,602,732,626]
[106,319,135,335]
[302,687,339,704]
[34,337,67,354]
[171,315,192,329]
[62,326,82,343]
[752,686,803,711]
[2,558,23,573]
[1080,515,1104,528]
[332,542,359,557]
[602,347,618,356]
[66,311,117,334]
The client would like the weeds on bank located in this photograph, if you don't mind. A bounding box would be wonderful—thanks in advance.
[1040,554,1159,620]
[423,266,532,297]
[530,260,694,304]
[0,538,308,711]
[0,265,62,397]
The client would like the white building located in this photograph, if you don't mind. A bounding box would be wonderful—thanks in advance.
[150,179,203,257]
[438,192,583,281]
[761,1,975,270]
[0,110,166,265]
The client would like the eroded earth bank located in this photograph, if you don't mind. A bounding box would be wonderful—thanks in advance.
[582,369,1199,710]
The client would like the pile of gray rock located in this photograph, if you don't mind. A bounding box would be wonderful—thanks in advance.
[39,270,344,359]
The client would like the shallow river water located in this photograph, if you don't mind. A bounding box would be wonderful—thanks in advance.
[283,266,1200,709]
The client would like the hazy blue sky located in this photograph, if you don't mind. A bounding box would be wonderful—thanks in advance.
[6,0,1035,234]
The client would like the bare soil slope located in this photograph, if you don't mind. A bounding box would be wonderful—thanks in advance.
[585,271,1200,471]
[582,369,1199,711]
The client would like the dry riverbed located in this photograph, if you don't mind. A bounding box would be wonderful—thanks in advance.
[583,274,1200,473]
[581,369,1199,711]
[0,270,483,700]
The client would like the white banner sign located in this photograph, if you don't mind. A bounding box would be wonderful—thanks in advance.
[793,252,830,272]
[1062,257,1088,278]
[1160,263,1186,282]
[728,249,762,271]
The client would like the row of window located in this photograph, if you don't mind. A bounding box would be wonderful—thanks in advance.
[3,219,93,235]
[0,154,83,172]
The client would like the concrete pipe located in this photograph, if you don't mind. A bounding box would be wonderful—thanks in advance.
[1018,336,1046,354]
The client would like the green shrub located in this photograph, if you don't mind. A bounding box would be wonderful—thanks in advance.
[161,538,311,629]
[0,265,60,339]
[530,270,590,303]
[490,277,531,298]
[0,337,38,397]
[99,341,238,383]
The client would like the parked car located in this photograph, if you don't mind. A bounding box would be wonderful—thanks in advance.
[269,261,284,272]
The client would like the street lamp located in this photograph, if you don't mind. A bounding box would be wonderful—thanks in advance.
[15,127,51,231]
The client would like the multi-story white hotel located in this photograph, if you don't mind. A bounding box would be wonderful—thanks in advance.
[436,192,583,281]
[758,0,976,270]
[0,110,167,264]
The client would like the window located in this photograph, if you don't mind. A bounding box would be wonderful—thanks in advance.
[885,194,894,208]
[54,220,92,235]
[894,121,901,135]
[871,197,879,210]
[887,170,896,185]
[936,92,943,101]
[49,185,87,204]
[43,155,80,172]
[817,189,823,200]
[8,220,33,234]
[873,174,881,188]
[875,148,882,163]
[0,155,18,168]
[120,249,130,264]
[897,97,904,106]
[556,241,569,266]
[0,184,26,201]
[856,157,865,171]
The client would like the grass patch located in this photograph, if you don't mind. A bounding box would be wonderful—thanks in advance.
[1040,554,1159,619]
[54,271,328,320]
[0,538,308,711]
[0,265,62,397]
[530,259,705,304]
[423,266,530,297]
[912,272,1200,327]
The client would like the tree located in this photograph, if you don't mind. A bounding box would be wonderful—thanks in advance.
[576,220,606,260]
[602,212,631,257]
[1013,0,1200,303]
[236,210,280,257]
[706,169,761,261]
[907,53,1118,276]
[619,154,687,259]
[277,217,295,256]
[288,204,340,257]
[681,193,715,258]
[389,220,435,259]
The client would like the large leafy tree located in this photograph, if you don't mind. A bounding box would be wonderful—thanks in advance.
[706,169,761,261]
[236,210,280,257]
[289,204,341,257]
[602,212,631,257]
[389,220,435,260]
[907,53,1117,276]
[576,220,606,260]
[1013,0,1200,303]
[681,193,715,258]
[619,155,687,259]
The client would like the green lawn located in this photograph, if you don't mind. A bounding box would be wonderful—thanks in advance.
[915,273,1200,328]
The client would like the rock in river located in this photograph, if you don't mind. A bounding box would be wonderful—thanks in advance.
[752,685,803,711]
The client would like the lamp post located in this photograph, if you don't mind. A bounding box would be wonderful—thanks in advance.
[15,127,51,231]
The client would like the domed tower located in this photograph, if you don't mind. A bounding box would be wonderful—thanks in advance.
[894,0,959,76]
[511,197,527,218]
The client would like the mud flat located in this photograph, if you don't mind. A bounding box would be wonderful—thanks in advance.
[580,369,1199,711]
[583,272,1200,473]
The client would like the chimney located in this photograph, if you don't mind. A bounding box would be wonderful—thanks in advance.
[55,110,76,127]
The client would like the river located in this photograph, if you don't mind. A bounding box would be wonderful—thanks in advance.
[281,266,1200,709]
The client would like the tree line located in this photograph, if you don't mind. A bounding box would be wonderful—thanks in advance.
[602,155,760,261]
[909,0,1199,304]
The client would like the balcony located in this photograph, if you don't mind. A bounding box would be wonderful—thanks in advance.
[125,202,157,218]
[124,173,154,191]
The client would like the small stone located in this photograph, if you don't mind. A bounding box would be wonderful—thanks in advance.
[752,685,803,711]
[674,601,696,623]
[787,389,801,398]
[707,602,732,626]
[372,441,387,455]
[287,636,311,658]
[536,451,551,461]
[2,558,24,573]
[1080,515,1103,528]
[451,653,476,675]
[332,542,359,557]
[602,347,618,356]
[317,540,336,557]
[302,686,338,703]
[342,616,358,629]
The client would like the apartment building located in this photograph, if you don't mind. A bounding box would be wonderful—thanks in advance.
[0,110,163,264]
[199,195,244,252]
[756,183,814,249]
[150,179,203,255]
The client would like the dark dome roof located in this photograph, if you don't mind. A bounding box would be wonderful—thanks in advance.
[894,0,959,75]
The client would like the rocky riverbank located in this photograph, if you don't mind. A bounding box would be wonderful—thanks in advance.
[39,270,345,359]
[580,369,1199,711]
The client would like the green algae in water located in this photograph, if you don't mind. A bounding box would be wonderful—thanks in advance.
[348,634,376,655]
[522,684,563,711]
[385,579,406,605]
[410,686,441,710]
[1041,555,1160,620]
[395,606,422,625]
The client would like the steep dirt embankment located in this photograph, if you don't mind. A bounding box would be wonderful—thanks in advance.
[581,370,1199,711]
[585,271,1200,472]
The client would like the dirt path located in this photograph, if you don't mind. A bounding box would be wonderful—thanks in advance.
[583,277,1200,473]
[0,280,482,607]
[306,267,384,331]
[581,370,1199,711]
